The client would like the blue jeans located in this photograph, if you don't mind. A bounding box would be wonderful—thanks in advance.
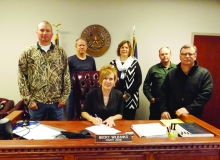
[67,89,74,120]
[29,102,64,121]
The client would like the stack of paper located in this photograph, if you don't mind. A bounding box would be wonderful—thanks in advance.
[131,123,167,138]
[13,124,62,140]
[86,124,121,135]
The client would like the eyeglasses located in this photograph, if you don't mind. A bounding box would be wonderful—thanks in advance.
[180,53,195,56]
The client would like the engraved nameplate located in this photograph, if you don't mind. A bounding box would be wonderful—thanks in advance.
[95,134,132,143]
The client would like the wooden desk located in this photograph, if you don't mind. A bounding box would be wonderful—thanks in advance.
[5,110,23,126]
[1,115,220,160]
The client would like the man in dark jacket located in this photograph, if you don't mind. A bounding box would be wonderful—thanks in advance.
[160,44,213,119]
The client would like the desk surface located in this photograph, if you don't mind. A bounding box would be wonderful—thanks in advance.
[1,114,220,160]
[2,118,220,147]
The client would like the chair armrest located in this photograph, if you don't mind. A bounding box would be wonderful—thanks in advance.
[8,100,30,120]
[5,111,23,126]
[0,100,14,114]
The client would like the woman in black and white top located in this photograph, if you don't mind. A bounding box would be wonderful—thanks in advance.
[110,40,142,120]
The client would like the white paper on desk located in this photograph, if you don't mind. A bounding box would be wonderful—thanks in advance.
[131,123,167,138]
[86,124,121,135]
[13,124,61,140]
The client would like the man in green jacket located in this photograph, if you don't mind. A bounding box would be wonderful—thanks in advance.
[143,47,176,120]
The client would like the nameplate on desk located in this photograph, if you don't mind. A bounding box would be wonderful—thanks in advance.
[95,134,132,143]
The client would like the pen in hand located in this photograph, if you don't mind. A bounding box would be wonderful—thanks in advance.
[94,114,102,125]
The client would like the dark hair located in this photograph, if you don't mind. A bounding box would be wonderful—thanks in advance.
[116,40,132,57]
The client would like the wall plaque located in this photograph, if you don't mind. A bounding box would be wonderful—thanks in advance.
[81,24,111,57]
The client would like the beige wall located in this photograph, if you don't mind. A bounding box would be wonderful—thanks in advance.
[1,0,220,120]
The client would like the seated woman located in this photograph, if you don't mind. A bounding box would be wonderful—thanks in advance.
[81,65,124,127]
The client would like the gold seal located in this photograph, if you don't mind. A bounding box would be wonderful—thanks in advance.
[81,24,111,57]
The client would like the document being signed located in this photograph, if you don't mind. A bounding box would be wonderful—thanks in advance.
[86,124,121,135]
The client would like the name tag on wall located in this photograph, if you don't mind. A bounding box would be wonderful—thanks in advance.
[95,134,132,143]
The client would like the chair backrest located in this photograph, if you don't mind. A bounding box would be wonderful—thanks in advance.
[75,71,100,120]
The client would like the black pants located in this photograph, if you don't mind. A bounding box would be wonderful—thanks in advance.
[149,101,161,120]
[123,107,136,120]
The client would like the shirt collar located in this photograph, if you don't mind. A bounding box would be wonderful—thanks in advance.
[37,42,55,52]
[158,62,175,69]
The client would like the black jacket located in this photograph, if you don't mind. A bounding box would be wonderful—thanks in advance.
[159,61,213,118]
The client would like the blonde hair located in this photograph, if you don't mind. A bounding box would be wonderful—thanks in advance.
[99,65,118,85]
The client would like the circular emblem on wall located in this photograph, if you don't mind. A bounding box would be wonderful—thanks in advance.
[81,24,111,57]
